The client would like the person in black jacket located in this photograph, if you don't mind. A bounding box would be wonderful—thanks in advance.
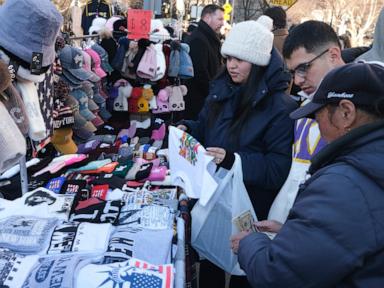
[179,16,296,288]
[232,62,384,288]
[184,5,224,120]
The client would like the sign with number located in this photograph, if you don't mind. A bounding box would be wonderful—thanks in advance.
[127,9,152,40]
[268,0,297,10]
[222,2,232,14]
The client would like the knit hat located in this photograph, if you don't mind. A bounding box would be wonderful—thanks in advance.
[178,43,194,79]
[0,102,26,174]
[113,82,132,112]
[0,0,63,67]
[153,88,170,114]
[137,45,157,79]
[150,19,171,43]
[88,17,107,35]
[151,43,167,81]
[111,37,130,71]
[52,97,75,129]
[133,39,151,68]
[137,96,150,113]
[169,85,187,111]
[77,139,101,154]
[106,16,122,32]
[142,84,154,101]
[168,42,180,77]
[221,16,274,66]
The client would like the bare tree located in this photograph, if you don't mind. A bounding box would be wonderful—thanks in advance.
[288,0,383,46]
[234,0,270,21]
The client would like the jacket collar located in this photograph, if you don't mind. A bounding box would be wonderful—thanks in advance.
[197,20,221,46]
[309,119,384,174]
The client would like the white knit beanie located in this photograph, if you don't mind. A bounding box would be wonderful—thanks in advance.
[221,15,274,66]
[0,101,26,174]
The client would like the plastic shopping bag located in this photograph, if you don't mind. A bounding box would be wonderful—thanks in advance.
[191,154,257,275]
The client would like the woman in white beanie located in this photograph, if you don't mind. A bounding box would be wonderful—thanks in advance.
[178,16,296,287]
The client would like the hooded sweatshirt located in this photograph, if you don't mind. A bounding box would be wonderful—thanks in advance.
[356,7,384,62]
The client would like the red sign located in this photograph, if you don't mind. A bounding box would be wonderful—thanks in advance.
[127,9,152,40]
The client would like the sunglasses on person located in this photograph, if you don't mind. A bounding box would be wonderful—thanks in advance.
[289,49,329,78]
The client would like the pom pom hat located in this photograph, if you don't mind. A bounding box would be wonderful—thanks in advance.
[221,15,274,66]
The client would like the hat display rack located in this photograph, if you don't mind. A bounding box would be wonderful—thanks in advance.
[0,1,195,286]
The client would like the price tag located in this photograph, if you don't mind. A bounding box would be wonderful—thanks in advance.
[127,9,152,40]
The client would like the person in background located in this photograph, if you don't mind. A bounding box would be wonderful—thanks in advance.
[179,16,296,288]
[338,33,351,49]
[184,4,225,120]
[339,32,371,63]
[182,21,198,42]
[264,6,289,55]
[356,7,384,62]
[259,21,345,234]
[232,62,384,288]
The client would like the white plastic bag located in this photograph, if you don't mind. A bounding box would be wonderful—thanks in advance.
[191,153,257,275]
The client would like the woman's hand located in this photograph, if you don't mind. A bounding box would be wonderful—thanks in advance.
[254,220,283,233]
[206,147,227,165]
[230,230,252,254]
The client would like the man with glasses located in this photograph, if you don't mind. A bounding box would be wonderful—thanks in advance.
[253,21,346,232]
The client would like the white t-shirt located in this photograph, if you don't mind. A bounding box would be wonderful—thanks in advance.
[0,188,74,221]
[169,126,217,205]
[46,222,113,255]
[104,226,173,265]
[77,257,174,288]
[268,98,327,224]
[0,250,39,288]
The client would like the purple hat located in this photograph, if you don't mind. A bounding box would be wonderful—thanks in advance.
[77,140,101,154]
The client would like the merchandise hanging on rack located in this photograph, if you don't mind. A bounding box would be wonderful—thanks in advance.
[0,3,196,286]
[82,0,112,35]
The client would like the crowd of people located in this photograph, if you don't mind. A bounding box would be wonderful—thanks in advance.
[179,4,384,288]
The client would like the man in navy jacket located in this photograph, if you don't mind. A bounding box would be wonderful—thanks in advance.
[232,62,384,287]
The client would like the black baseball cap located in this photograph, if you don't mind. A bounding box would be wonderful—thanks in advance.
[290,62,384,119]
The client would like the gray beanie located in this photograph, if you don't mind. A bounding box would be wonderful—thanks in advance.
[221,16,274,66]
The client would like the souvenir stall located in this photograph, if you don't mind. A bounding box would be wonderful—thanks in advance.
[0,0,198,287]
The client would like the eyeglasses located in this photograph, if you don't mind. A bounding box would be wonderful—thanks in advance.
[289,49,329,78]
